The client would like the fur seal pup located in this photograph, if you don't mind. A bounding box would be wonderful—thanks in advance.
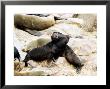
[23,32,70,67]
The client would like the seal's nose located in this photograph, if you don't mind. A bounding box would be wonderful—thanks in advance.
[52,32,59,39]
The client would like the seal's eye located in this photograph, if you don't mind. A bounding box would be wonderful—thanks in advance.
[51,32,59,41]
[55,33,59,38]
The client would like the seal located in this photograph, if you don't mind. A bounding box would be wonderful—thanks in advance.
[23,32,70,67]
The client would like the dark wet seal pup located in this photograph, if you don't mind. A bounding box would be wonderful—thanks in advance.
[63,45,84,73]
[14,47,21,62]
[51,32,71,60]
[23,32,70,67]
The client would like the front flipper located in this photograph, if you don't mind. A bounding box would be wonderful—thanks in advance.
[52,58,57,62]
[75,64,84,74]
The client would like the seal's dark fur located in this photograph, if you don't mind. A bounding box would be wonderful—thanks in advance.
[63,45,84,72]
[23,32,70,67]
[14,47,20,62]
[23,32,84,73]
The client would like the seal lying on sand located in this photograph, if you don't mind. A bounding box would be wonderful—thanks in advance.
[63,45,84,73]
[23,32,84,73]
[23,32,70,67]
[50,32,84,72]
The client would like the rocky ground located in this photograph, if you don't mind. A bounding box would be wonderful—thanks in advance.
[14,14,97,76]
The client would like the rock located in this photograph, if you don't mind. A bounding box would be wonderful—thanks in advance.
[42,23,82,37]
[14,27,39,60]
[24,29,44,36]
[14,70,46,76]
[80,62,97,75]
[56,18,84,28]
[23,22,81,36]
[58,13,74,19]
[14,14,55,31]
[14,61,23,72]
[14,27,38,45]
[77,14,97,32]
[68,38,96,56]
[22,35,51,52]
[51,13,74,20]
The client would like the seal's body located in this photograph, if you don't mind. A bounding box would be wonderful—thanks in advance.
[64,45,84,72]
[23,32,70,67]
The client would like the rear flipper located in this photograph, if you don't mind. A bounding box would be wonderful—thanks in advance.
[64,45,84,74]
[75,64,84,74]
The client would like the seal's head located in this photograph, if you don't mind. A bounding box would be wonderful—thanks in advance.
[51,32,71,42]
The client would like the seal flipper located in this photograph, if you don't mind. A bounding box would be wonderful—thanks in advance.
[23,54,30,67]
[75,64,84,74]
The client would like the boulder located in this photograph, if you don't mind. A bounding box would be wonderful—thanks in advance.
[68,38,96,56]
[14,70,47,76]
[22,36,51,52]
[42,23,82,37]
[14,14,55,31]
[77,14,97,32]
[58,13,74,19]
